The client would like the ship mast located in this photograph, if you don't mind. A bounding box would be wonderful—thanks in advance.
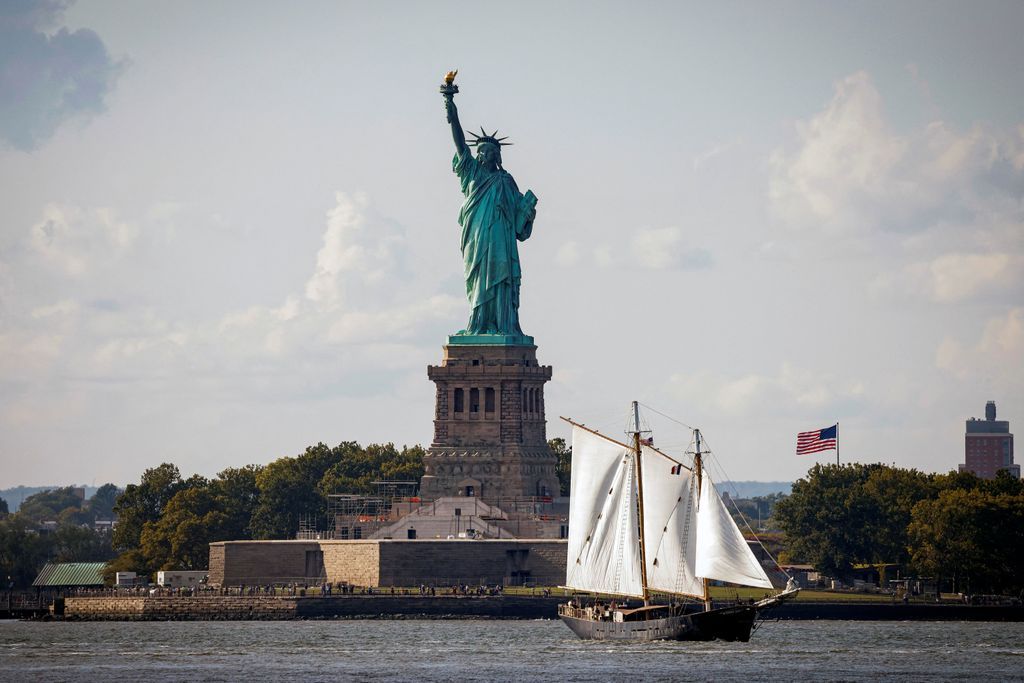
[694,428,712,612]
[632,401,651,606]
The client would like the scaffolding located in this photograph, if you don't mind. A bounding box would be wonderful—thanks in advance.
[295,480,420,540]
[295,483,567,540]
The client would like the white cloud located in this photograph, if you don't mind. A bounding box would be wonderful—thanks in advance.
[629,227,712,271]
[593,245,613,268]
[30,299,78,319]
[667,362,866,417]
[936,308,1024,384]
[28,204,138,276]
[912,252,1021,303]
[631,227,682,269]
[772,71,1024,307]
[1,190,460,425]
[769,72,906,232]
[769,71,1024,237]
[554,240,580,267]
[305,192,405,306]
[327,294,462,344]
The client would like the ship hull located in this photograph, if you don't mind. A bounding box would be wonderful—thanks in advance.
[559,604,758,642]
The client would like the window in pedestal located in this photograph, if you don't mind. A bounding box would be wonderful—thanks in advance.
[454,388,464,413]
[485,387,495,413]
[470,388,480,413]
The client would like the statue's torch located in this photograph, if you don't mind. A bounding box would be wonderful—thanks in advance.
[440,70,459,123]
[440,69,459,96]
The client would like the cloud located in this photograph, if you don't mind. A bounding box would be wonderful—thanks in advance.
[771,71,1024,306]
[554,241,580,267]
[936,308,1024,385]
[902,252,1022,303]
[28,204,138,276]
[327,295,462,344]
[629,227,712,270]
[0,0,124,151]
[0,190,462,421]
[667,362,866,417]
[304,192,407,306]
[769,71,1024,236]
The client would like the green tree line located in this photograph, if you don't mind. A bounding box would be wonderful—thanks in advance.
[775,463,1024,594]
[105,442,425,580]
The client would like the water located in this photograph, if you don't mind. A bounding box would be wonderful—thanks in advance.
[1,619,1023,682]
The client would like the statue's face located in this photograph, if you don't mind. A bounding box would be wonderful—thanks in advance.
[477,143,500,169]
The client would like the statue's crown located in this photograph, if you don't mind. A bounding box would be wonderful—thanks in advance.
[467,127,512,148]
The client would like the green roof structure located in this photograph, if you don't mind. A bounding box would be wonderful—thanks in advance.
[32,562,107,588]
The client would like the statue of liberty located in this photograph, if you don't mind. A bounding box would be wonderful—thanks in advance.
[441,71,538,341]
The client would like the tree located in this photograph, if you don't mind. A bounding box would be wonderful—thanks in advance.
[0,516,52,587]
[17,487,85,523]
[89,483,121,520]
[774,463,934,579]
[909,489,1024,595]
[140,485,230,570]
[112,463,188,553]
[317,443,425,497]
[250,444,340,539]
[251,441,427,539]
[381,444,426,485]
[858,465,936,566]
[109,464,206,576]
[550,437,571,496]
[0,496,8,516]
[50,524,115,563]
[212,465,262,541]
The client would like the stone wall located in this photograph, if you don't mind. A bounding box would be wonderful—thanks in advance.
[377,540,566,586]
[322,541,380,586]
[208,540,321,586]
[64,596,298,621]
[209,539,567,588]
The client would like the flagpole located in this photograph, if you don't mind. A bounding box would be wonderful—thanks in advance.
[836,422,840,466]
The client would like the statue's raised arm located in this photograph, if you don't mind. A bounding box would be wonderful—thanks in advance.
[440,70,468,155]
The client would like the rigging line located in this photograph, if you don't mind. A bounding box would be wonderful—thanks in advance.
[637,402,695,432]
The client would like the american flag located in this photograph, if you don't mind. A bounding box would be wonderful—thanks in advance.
[796,424,838,455]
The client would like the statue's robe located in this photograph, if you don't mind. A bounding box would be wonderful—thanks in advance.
[453,148,536,335]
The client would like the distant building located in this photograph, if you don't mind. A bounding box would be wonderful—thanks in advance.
[960,401,1018,479]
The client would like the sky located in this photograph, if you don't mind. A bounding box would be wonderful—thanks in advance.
[1,0,1022,488]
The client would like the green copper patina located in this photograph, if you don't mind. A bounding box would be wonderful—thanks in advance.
[441,72,537,346]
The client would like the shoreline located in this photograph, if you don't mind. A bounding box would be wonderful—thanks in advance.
[14,595,1022,622]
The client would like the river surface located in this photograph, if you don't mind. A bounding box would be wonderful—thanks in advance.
[1,619,1022,682]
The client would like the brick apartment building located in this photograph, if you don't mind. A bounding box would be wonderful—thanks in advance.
[960,401,1018,479]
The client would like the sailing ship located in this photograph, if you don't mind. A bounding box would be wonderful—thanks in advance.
[557,403,798,642]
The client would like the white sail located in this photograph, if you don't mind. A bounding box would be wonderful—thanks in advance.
[565,425,645,597]
[695,470,774,589]
[639,445,704,597]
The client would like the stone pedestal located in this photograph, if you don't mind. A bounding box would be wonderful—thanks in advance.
[419,344,558,502]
